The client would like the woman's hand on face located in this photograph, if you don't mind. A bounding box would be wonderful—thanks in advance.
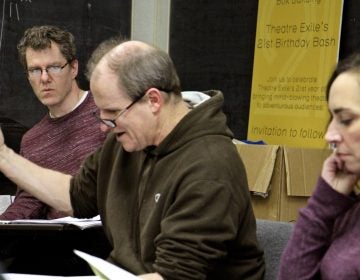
[321,152,359,196]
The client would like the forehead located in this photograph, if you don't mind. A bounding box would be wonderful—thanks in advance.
[329,72,360,111]
[90,60,128,108]
[25,42,64,65]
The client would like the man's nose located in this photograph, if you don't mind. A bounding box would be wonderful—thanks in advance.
[40,69,50,81]
[100,123,112,133]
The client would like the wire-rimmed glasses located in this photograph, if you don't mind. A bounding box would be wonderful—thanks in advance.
[92,95,143,128]
[27,62,69,79]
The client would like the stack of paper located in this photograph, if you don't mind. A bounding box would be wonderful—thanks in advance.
[2,274,99,279]
[0,215,102,230]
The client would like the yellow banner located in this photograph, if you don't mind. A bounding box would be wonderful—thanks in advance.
[247,0,343,148]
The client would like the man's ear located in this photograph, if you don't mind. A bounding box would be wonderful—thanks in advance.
[146,88,163,113]
[70,59,79,79]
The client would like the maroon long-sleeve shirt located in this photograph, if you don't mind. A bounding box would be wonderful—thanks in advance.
[0,92,106,220]
[278,177,360,279]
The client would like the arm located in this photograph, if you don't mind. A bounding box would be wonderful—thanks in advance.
[0,188,47,220]
[0,129,73,215]
[278,154,358,279]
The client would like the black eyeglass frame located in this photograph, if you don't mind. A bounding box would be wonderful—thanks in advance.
[92,87,172,128]
[92,95,144,128]
[27,61,69,78]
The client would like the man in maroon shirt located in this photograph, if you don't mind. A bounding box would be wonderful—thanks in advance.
[0,25,108,276]
[0,25,106,220]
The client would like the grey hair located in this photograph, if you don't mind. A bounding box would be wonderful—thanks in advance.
[106,42,181,100]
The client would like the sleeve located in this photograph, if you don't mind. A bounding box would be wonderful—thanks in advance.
[0,188,47,220]
[0,137,47,220]
[278,177,357,280]
[70,147,100,218]
[70,134,119,218]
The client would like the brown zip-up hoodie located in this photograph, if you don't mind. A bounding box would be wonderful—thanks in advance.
[71,90,265,280]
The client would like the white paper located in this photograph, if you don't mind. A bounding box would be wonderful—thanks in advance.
[74,250,140,280]
[0,215,101,229]
[1,274,100,279]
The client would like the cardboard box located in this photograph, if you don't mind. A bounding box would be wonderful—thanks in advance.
[235,144,331,222]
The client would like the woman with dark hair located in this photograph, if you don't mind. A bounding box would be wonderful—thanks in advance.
[278,53,360,279]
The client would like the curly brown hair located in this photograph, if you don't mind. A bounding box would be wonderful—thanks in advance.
[17,25,76,69]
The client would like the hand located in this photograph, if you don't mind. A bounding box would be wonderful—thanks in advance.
[321,152,359,195]
[138,272,164,280]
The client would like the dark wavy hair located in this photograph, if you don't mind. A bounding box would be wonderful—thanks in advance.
[17,25,76,69]
[326,53,360,101]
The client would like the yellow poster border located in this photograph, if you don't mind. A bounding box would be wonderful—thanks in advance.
[247,0,343,148]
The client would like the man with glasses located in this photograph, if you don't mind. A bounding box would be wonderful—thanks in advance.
[0,25,109,276]
[0,25,106,220]
[0,38,265,279]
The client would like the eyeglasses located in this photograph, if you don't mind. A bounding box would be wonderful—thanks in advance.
[92,95,144,128]
[27,62,69,79]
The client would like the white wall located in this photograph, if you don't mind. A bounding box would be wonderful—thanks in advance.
[131,0,171,52]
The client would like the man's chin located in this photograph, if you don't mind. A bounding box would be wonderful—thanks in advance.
[41,99,57,107]
[121,144,136,153]
[116,136,134,152]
